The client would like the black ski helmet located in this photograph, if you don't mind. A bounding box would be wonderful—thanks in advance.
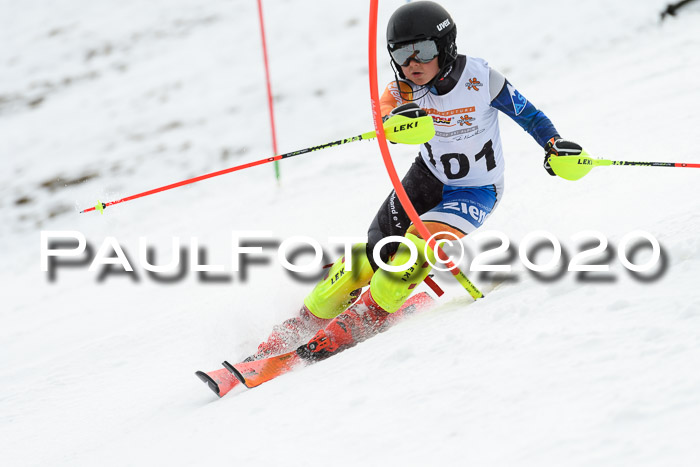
[386,1,458,77]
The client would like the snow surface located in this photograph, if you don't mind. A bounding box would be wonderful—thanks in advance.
[2,0,700,465]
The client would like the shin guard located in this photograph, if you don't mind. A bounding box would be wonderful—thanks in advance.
[303,244,374,319]
[369,233,435,313]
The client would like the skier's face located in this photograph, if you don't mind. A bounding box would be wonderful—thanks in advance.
[401,57,440,86]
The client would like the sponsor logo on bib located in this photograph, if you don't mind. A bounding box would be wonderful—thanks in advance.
[466,77,483,91]
[458,115,475,126]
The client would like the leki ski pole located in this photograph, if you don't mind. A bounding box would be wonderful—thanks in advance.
[80,114,435,214]
[548,153,700,181]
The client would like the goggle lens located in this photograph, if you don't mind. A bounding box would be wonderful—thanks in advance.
[390,40,439,67]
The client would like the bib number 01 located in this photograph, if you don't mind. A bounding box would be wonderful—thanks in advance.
[425,140,495,180]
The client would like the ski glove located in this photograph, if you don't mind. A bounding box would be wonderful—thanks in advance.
[382,103,428,144]
[382,102,427,122]
[544,137,583,176]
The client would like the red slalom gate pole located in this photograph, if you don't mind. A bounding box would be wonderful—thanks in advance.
[257,0,281,181]
[367,1,482,299]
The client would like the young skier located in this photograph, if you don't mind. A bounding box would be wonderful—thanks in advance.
[250,1,585,361]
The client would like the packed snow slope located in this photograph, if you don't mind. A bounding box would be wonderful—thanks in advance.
[2,1,700,465]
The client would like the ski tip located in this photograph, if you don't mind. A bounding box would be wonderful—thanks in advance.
[195,371,221,397]
[222,361,246,386]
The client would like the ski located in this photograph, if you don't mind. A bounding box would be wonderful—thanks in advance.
[224,350,303,388]
[196,290,439,396]
[195,367,241,397]
[221,291,436,390]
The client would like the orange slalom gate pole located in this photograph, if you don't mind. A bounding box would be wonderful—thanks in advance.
[367,0,482,299]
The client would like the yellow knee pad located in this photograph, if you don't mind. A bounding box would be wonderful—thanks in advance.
[303,244,375,319]
[369,233,435,313]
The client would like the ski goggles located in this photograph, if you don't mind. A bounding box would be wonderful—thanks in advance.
[389,39,439,67]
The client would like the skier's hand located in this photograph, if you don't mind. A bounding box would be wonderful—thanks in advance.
[382,103,428,144]
[390,102,427,119]
[382,103,427,122]
[544,137,583,176]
